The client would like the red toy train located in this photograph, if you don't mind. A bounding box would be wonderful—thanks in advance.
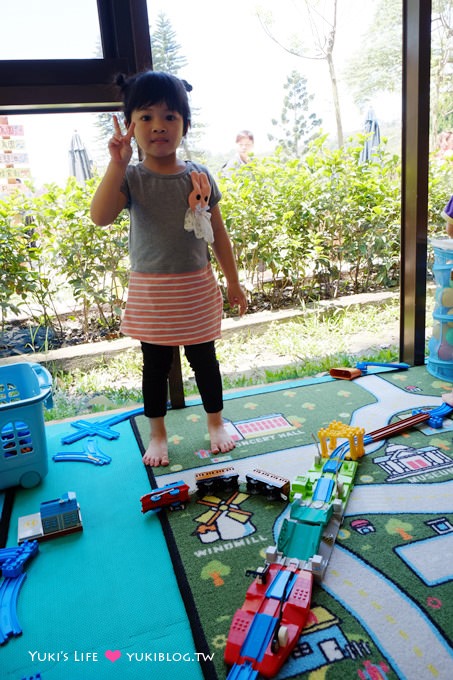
[140,481,190,513]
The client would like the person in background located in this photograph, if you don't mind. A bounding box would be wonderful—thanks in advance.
[222,130,254,175]
[90,70,247,467]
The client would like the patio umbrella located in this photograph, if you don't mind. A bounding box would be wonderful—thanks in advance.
[359,107,381,163]
[69,130,92,182]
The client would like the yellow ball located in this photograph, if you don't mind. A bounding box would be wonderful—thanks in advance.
[432,321,441,339]
[441,287,453,307]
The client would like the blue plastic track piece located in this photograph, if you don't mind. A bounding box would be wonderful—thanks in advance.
[356,361,410,374]
[412,402,453,428]
[427,402,453,425]
[61,407,145,444]
[0,541,39,577]
[0,573,27,643]
[337,441,351,460]
[265,569,294,600]
[84,438,112,462]
[323,457,340,473]
[61,419,122,444]
[226,662,259,680]
[430,402,453,418]
[313,476,334,503]
[53,437,112,465]
[322,441,350,474]
[52,453,108,465]
[240,613,277,662]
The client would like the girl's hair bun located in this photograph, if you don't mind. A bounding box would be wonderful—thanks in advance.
[115,73,128,90]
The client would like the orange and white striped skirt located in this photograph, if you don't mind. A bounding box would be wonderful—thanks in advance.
[120,264,223,346]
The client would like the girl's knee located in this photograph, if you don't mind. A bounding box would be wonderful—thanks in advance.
[184,342,218,371]
[142,343,174,375]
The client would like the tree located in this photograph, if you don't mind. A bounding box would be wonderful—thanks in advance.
[431,1,453,145]
[149,12,204,159]
[268,71,322,157]
[344,0,453,148]
[258,0,344,146]
[150,12,188,73]
[343,0,402,110]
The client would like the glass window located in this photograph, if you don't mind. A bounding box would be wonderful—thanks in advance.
[0,0,101,60]
[0,0,407,190]
[146,0,402,167]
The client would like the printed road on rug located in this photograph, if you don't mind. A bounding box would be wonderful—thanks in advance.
[133,366,453,680]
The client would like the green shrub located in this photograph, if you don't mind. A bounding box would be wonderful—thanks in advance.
[0,135,451,335]
[218,134,401,299]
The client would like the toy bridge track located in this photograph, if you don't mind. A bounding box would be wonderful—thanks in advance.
[365,402,453,443]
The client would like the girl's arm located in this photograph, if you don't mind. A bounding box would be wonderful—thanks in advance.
[210,204,247,316]
[90,117,135,226]
[90,161,129,225]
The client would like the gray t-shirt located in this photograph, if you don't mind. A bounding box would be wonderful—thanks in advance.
[121,160,221,274]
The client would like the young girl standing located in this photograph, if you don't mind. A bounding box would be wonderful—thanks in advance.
[91,71,247,467]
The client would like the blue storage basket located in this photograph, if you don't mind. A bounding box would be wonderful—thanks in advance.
[0,362,53,490]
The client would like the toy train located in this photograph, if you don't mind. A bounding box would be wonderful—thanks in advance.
[195,466,240,495]
[141,468,289,517]
[140,481,190,513]
[194,466,290,501]
[245,468,290,501]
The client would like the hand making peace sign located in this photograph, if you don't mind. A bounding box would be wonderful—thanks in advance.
[108,115,136,165]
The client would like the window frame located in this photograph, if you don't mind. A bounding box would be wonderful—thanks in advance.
[0,0,152,114]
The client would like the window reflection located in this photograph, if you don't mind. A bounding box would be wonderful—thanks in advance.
[0,112,107,193]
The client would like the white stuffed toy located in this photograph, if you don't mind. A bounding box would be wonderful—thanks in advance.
[184,170,214,243]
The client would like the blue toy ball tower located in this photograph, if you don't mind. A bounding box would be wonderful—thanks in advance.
[427,239,453,382]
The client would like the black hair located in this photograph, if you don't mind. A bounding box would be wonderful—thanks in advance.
[116,71,192,135]
[236,130,254,143]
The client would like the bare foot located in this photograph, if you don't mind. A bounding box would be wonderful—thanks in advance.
[142,437,169,467]
[442,391,453,407]
[143,417,169,467]
[207,412,235,453]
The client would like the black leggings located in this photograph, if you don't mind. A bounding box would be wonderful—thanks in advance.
[141,341,223,418]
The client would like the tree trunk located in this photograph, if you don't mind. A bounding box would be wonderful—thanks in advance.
[327,52,344,147]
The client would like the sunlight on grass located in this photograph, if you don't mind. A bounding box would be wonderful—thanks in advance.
[216,300,401,366]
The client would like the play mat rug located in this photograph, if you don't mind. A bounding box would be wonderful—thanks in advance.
[0,418,207,680]
[133,365,453,679]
